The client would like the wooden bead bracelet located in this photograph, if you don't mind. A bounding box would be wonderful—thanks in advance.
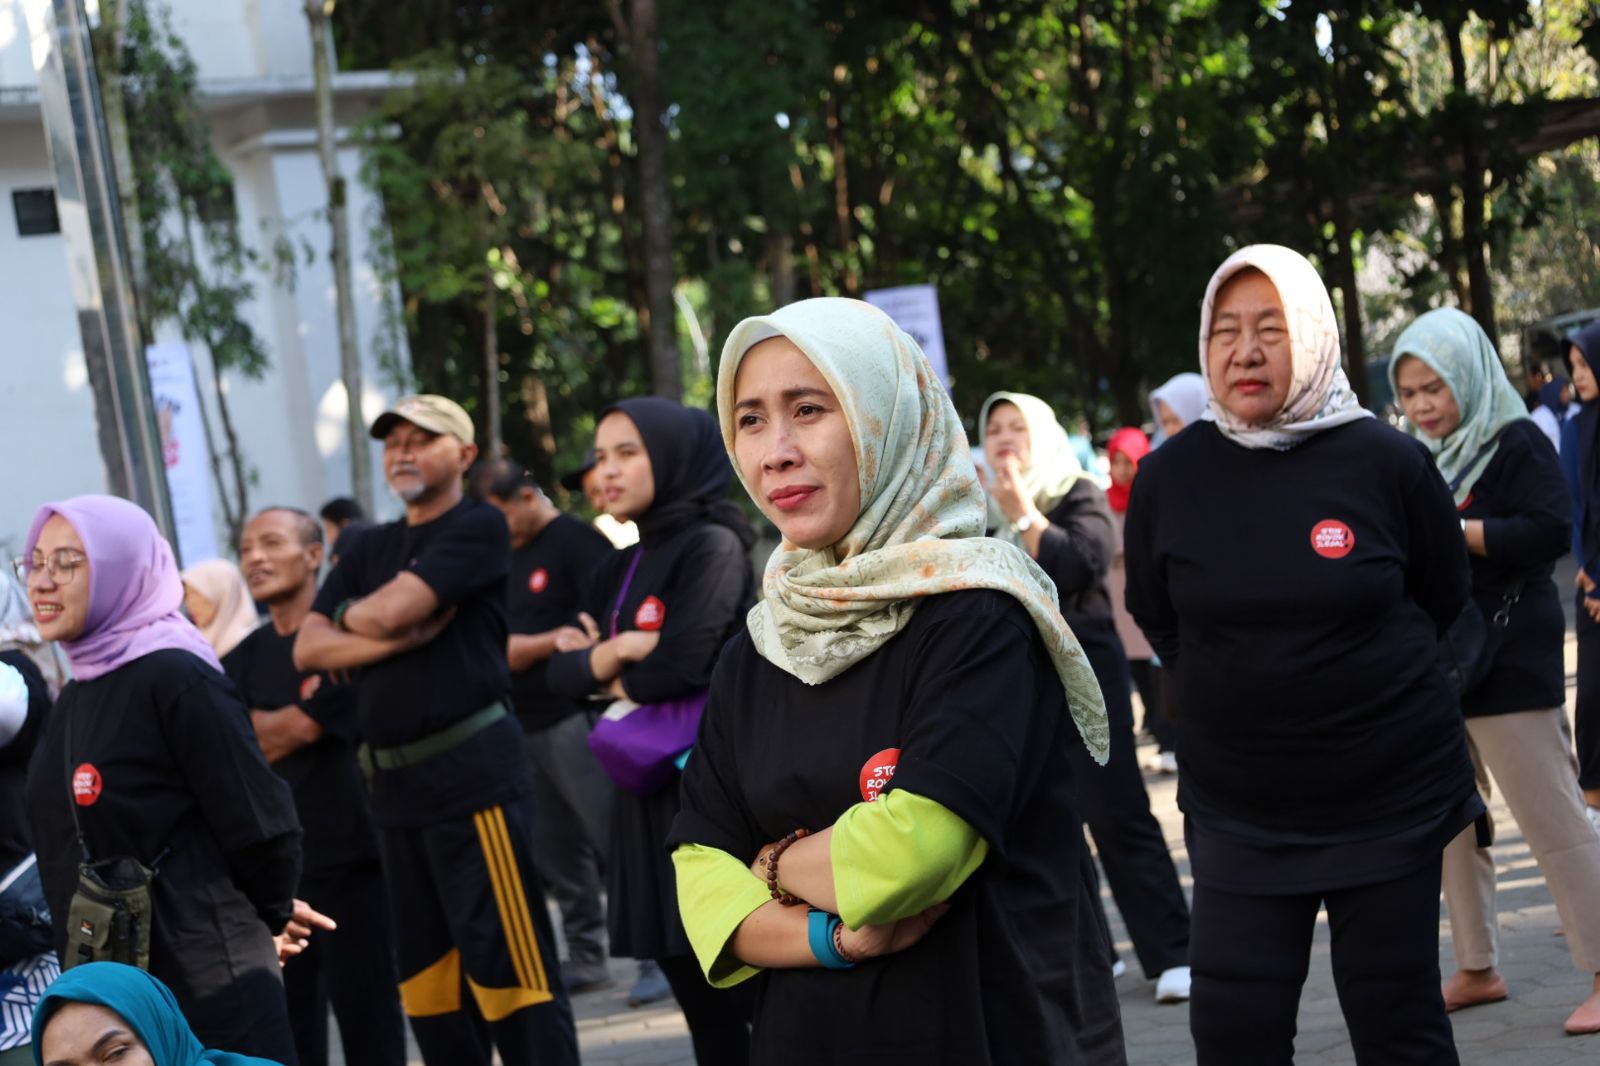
[764,828,809,906]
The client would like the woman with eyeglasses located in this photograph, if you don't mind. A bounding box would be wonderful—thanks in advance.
[18,496,314,1063]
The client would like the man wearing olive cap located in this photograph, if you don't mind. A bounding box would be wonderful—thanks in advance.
[295,395,578,1065]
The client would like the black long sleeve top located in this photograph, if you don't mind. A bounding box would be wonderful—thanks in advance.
[1034,480,1119,634]
[546,522,754,704]
[1124,419,1477,842]
[1460,419,1572,717]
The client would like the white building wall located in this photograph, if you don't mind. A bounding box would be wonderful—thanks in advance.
[0,0,409,557]
[0,127,105,559]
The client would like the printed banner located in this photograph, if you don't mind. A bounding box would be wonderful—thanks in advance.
[144,343,218,566]
[864,284,950,386]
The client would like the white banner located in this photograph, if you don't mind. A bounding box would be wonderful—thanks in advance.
[144,343,218,566]
[864,284,950,385]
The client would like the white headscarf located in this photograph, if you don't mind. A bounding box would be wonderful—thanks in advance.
[977,391,1091,547]
[1149,373,1207,436]
[180,559,259,658]
[718,298,1109,763]
[1198,245,1372,450]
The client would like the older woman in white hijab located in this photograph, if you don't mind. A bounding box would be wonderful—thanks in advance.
[1125,245,1480,1065]
[668,297,1121,1064]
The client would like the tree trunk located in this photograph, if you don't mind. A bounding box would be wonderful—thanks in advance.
[483,260,501,457]
[519,373,557,486]
[615,0,680,399]
[1429,186,1469,307]
[768,229,796,308]
[97,0,151,339]
[825,82,858,296]
[307,0,374,511]
[1328,200,1370,407]
[1446,19,1498,348]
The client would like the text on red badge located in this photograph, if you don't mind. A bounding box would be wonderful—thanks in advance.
[859,748,902,802]
[1310,519,1355,560]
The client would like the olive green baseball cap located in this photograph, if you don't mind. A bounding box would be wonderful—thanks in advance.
[369,394,475,444]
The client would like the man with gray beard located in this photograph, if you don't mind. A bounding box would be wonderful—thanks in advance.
[295,395,578,1066]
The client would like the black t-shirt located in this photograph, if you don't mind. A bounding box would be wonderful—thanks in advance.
[670,590,1105,1065]
[0,651,49,873]
[1125,419,1477,842]
[27,650,301,1006]
[1460,418,1573,717]
[313,497,532,827]
[506,513,615,731]
[223,622,379,877]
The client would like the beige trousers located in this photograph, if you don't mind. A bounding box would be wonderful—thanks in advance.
[1441,707,1600,974]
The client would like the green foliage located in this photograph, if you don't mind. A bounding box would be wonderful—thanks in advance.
[338,0,1600,455]
[106,0,271,379]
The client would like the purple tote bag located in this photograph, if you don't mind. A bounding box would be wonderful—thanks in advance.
[588,692,706,795]
[585,547,705,795]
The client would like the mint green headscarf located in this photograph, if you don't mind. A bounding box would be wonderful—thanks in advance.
[718,297,1109,763]
[1388,307,1529,504]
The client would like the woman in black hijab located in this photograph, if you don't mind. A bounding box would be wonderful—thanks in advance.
[547,397,756,1063]
[1564,321,1600,831]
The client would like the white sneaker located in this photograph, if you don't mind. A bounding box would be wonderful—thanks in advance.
[1158,751,1178,775]
[1155,965,1191,1004]
[1110,959,1127,979]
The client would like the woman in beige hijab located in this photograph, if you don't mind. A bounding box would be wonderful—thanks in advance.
[181,559,259,658]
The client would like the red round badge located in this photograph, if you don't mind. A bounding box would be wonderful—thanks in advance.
[859,748,902,803]
[635,596,666,631]
[72,764,102,807]
[299,675,323,703]
[1310,519,1355,559]
[528,568,549,594]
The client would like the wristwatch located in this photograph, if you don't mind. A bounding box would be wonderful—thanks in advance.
[1014,512,1041,533]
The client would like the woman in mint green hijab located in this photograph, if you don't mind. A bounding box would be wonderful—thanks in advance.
[32,963,281,1065]
[668,297,1122,1064]
[1391,307,1600,1036]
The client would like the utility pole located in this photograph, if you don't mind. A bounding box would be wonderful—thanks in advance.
[24,0,176,542]
[306,0,373,512]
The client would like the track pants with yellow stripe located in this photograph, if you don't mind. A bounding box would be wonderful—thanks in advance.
[380,796,579,1066]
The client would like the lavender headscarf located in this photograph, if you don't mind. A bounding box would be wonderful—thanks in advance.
[24,496,220,682]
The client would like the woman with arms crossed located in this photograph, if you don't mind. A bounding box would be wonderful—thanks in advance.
[668,297,1122,1065]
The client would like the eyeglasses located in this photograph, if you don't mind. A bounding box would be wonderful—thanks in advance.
[12,550,87,586]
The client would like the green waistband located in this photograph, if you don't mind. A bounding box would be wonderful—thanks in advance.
[366,702,507,771]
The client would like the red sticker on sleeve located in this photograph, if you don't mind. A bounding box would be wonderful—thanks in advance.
[72,764,102,806]
[859,748,901,802]
[529,568,549,594]
[635,596,666,631]
[1310,519,1355,559]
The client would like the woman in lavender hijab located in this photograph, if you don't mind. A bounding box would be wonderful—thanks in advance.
[18,496,309,1063]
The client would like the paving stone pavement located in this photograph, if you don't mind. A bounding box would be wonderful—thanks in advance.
[351,624,1600,1065]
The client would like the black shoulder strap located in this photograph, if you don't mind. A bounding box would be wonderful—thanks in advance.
[62,704,91,864]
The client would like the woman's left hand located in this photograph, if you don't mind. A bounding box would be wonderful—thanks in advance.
[276,899,336,967]
[988,455,1035,525]
[836,903,951,960]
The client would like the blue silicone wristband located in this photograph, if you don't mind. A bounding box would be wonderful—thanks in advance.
[807,909,855,970]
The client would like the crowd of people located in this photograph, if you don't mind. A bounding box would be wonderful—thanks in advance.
[1,245,1599,1066]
